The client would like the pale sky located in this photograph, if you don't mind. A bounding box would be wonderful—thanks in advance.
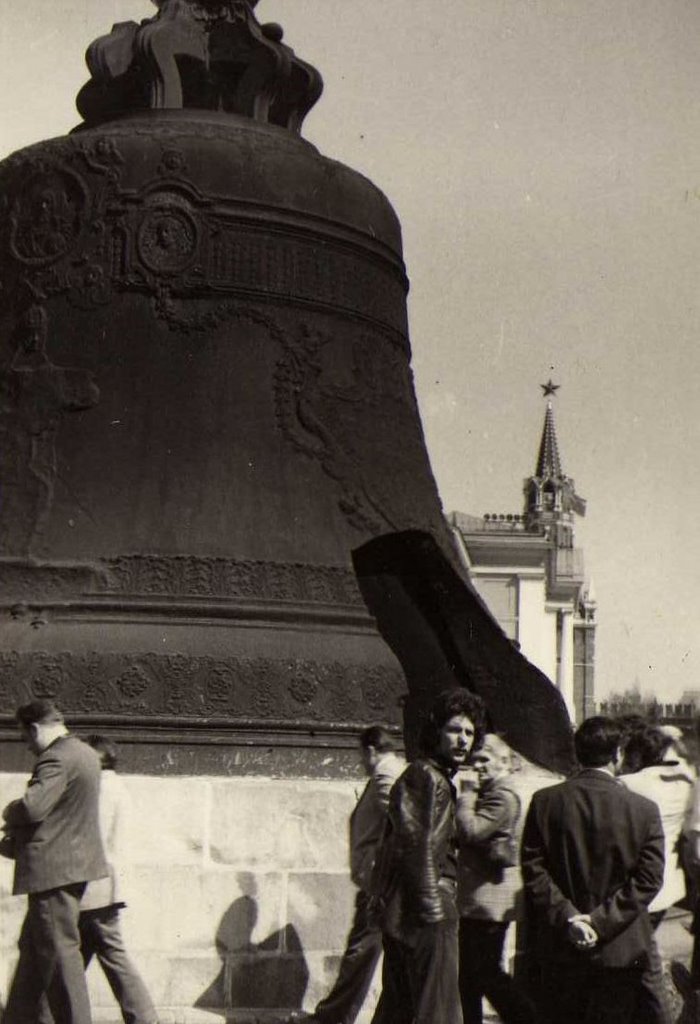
[2,1,700,702]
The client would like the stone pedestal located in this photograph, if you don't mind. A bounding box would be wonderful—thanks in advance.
[0,769,382,1023]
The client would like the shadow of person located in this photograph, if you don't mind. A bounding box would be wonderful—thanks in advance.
[196,895,309,1016]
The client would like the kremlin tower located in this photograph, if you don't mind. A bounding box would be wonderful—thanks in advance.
[450,383,596,723]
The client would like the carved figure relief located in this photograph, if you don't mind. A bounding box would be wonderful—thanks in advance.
[157,147,189,177]
[137,196,199,274]
[0,306,100,556]
[275,324,443,536]
[0,139,124,315]
[10,167,88,266]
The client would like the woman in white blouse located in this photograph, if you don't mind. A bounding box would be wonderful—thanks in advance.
[621,725,694,1024]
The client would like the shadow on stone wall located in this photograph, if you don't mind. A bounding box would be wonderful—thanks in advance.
[195,888,309,1015]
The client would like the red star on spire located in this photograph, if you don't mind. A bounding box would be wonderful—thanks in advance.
[540,379,560,398]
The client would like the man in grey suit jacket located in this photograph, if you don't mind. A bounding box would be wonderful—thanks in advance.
[1,700,108,1024]
[521,716,665,1024]
[307,725,404,1024]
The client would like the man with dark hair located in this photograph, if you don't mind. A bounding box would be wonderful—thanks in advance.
[85,734,118,770]
[574,715,627,766]
[305,725,404,1024]
[370,688,487,1024]
[521,715,665,1024]
[1,700,107,1024]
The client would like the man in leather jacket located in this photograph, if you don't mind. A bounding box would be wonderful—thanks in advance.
[369,688,487,1024]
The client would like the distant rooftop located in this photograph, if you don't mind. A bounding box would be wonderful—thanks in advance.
[450,510,543,535]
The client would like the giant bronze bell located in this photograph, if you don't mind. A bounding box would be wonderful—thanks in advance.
[0,0,574,774]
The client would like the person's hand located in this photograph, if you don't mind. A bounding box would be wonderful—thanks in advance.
[0,829,16,860]
[2,801,14,823]
[567,914,598,950]
[457,768,479,794]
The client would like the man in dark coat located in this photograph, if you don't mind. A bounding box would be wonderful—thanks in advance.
[309,726,404,1024]
[370,688,487,1024]
[521,715,665,1024]
[1,700,108,1024]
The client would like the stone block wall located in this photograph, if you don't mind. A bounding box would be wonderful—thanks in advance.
[0,772,380,1024]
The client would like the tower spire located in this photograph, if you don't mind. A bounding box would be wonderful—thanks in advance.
[535,400,563,478]
[524,382,586,545]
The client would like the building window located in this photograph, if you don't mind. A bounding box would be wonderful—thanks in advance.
[472,576,518,641]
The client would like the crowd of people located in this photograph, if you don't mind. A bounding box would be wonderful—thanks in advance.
[302,697,700,1024]
[3,696,700,1024]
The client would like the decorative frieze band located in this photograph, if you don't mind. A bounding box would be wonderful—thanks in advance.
[0,555,365,606]
[0,651,405,724]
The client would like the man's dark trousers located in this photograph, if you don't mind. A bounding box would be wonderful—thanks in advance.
[314,890,382,1024]
[4,883,91,1024]
[539,962,644,1024]
[372,884,462,1024]
[459,918,536,1024]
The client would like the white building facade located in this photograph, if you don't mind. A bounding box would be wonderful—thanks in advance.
[449,398,596,724]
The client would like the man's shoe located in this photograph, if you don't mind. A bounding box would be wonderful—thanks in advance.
[670,961,700,1024]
